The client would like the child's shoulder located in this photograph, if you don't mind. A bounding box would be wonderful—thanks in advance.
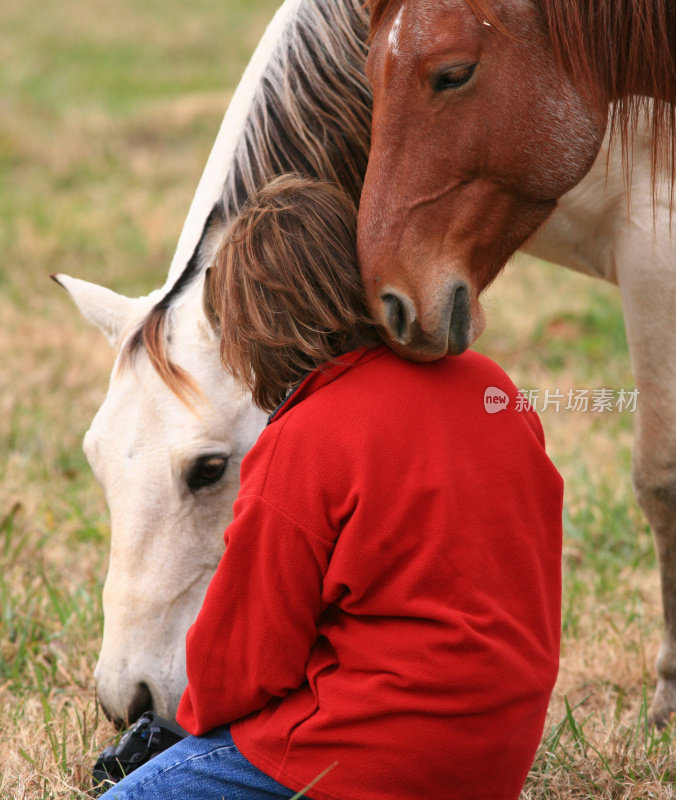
[242,345,551,507]
[339,345,518,402]
[275,345,522,435]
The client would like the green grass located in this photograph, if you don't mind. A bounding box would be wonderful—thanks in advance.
[0,0,280,307]
[524,691,676,798]
[1,0,674,795]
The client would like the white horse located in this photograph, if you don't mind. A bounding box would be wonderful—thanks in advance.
[56,0,676,727]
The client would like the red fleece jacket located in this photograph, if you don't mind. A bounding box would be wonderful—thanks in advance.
[177,346,563,800]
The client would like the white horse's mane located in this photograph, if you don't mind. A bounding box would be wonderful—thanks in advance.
[120,0,371,401]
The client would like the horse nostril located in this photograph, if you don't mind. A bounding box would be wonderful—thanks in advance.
[381,291,414,345]
[447,283,470,356]
[127,683,153,726]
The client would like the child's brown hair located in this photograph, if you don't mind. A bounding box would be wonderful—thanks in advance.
[207,174,378,412]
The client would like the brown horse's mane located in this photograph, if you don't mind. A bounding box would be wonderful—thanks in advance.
[118,0,371,406]
[369,0,676,196]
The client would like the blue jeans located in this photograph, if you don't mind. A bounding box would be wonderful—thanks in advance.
[98,727,299,800]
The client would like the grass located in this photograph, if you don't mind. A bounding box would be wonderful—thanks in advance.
[1,0,673,796]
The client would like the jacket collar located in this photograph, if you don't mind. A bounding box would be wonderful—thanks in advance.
[267,345,386,424]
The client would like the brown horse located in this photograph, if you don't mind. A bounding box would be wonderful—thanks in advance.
[358,0,675,360]
[357,0,676,728]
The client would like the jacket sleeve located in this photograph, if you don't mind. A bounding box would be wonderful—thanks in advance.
[176,492,334,735]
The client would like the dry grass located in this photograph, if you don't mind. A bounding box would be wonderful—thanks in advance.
[1,0,674,796]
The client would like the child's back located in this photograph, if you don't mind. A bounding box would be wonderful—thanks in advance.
[101,174,562,800]
[180,344,562,800]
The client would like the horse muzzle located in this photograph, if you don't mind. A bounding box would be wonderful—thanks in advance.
[94,644,186,727]
[378,279,474,361]
[97,681,154,730]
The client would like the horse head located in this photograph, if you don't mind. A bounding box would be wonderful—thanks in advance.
[53,0,372,726]
[358,0,609,360]
[54,273,266,725]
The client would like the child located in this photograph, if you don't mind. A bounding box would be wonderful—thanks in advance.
[101,174,562,800]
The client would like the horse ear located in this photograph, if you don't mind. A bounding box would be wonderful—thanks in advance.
[51,273,141,348]
[202,268,221,334]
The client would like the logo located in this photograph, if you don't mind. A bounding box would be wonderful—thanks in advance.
[483,386,509,414]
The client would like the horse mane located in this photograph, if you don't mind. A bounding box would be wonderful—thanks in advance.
[120,0,372,406]
[369,0,675,200]
[530,0,676,202]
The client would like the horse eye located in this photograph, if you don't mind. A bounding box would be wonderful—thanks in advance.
[431,63,476,92]
[186,455,229,491]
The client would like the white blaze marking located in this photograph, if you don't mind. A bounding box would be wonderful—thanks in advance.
[388,5,405,58]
